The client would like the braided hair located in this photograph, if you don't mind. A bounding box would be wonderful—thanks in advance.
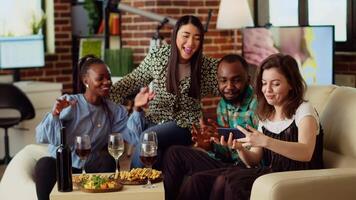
[76,54,106,93]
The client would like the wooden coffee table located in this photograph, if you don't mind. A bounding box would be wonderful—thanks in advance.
[50,181,164,200]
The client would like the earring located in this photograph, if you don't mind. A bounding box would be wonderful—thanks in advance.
[85,84,89,88]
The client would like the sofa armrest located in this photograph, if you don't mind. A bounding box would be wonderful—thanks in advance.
[250,168,356,200]
[0,144,49,200]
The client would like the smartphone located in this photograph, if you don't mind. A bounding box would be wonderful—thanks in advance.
[217,128,245,141]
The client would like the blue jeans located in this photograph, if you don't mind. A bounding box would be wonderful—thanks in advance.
[131,121,192,169]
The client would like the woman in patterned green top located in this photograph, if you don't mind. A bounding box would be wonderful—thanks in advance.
[110,15,219,168]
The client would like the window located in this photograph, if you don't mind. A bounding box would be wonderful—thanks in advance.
[308,0,347,42]
[258,0,356,51]
[0,0,55,53]
[269,0,299,26]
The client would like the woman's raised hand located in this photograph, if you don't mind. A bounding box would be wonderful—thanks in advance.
[236,125,268,148]
[134,87,155,111]
[52,96,77,116]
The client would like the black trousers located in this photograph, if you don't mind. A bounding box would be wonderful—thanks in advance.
[163,146,271,200]
[163,146,232,200]
[34,154,116,200]
[131,121,192,170]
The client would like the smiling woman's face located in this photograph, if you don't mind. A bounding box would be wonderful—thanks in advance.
[175,23,201,64]
[84,63,112,98]
[261,68,291,107]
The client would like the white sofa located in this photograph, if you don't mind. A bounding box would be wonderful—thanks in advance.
[1,85,356,200]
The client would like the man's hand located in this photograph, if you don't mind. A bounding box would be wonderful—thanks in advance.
[192,118,219,151]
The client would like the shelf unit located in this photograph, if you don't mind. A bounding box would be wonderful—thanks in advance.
[71,0,122,93]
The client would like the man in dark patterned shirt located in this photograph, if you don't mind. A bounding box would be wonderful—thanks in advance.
[164,54,259,200]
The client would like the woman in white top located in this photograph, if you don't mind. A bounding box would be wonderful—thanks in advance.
[163,53,323,200]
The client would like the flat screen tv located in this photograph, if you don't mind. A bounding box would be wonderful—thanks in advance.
[242,26,334,85]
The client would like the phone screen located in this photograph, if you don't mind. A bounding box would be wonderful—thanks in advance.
[217,128,245,141]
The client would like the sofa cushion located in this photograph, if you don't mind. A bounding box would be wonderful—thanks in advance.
[251,168,356,200]
[305,85,337,115]
[306,85,356,168]
[319,86,356,167]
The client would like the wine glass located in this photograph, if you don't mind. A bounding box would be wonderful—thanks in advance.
[74,135,91,175]
[139,131,158,189]
[108,133,125,179]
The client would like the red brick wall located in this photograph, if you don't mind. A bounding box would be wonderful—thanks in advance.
[0,0,73,93]
[334,54,356,87]
[120,0,237,63]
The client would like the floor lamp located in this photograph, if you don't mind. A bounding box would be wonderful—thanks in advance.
[216,0,254,52]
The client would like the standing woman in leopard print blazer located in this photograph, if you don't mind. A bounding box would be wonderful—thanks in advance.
[110,15,219,169]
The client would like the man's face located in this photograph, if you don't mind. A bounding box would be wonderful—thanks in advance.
[217,61,249,104]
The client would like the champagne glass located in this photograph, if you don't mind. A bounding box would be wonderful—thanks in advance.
[139,131,158,189]
[108,133,124,179]
[74,135,91,175]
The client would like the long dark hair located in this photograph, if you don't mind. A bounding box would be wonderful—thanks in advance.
[255,53,307,120]
[76,55,106,93]
[166,15,205,99]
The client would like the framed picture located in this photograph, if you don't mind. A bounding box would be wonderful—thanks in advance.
[242,26,334,85]
[79,38,105,59]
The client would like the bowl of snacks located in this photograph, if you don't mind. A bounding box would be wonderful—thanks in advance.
[118,168,163,185]
[73,174,123,193]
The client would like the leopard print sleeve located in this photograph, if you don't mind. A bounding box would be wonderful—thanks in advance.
[200,56,220,97]
[109,46,168,104]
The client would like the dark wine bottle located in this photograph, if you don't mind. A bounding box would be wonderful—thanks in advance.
[56,126,73,192]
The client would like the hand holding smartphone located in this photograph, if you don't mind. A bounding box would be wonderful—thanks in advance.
[217,128,245,141]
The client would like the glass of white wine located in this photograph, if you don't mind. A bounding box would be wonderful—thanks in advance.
[108,133,125,179]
